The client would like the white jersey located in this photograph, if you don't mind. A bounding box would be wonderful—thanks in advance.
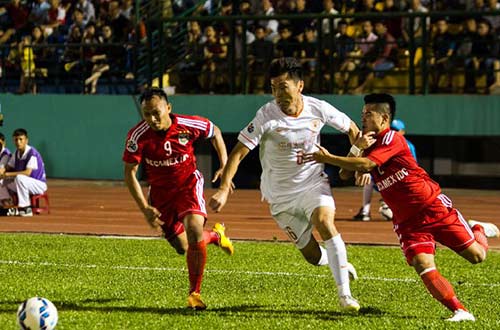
[238,95,351,204]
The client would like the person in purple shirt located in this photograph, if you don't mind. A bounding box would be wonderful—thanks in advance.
[0,132,11,169]
[0,128,47,216]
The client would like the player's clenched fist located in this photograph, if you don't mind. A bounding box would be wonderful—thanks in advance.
[209,188,230,213]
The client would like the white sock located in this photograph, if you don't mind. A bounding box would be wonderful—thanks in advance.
[324,234,351,297]
[317,246,329,266]
[362,183,373,214]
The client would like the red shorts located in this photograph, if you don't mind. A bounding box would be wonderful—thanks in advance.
[394,194,475,264]
[149,170,207,241]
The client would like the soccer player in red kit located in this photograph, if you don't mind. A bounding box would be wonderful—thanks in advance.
[123,87,234,310]
[304,93,499,322]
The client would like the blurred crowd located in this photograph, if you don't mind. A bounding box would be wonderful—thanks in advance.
[0,0,137,94]
[1,0,500,95]
[172,0,500,95]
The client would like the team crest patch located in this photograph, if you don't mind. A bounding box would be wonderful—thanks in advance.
[247,123,255,133]
[126,139,138,152]
[311,119,321,131]
[178,131,190,145]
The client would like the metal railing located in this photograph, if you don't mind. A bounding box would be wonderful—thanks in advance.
[151,10,500,95]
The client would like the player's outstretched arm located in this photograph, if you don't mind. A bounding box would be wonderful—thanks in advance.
[209,142,250,213]
[209,125,228,183]
[304,144,377,172]
[124,162,164,230]
[339,131,377,181]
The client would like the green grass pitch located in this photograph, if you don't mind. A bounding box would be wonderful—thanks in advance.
[0,233,499,329]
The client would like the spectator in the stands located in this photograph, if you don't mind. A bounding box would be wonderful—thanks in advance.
[300,26,319,89]
[106,0,131,43]
[75,0,95,26]
[402,0,430,46]
[429,18,456,93]
[291,0,313,42]
[68,8,86,33]
[334,20,356,71]
[198,25,228,93]
[321,0,340,36]
[176,20,204,93]
[43,0,66,39]
[0,0,30,35]
[275,24,297,58]
[248,25,274,93]
[335,19,378,94]
[352,20,398,94]
[82,22,109,94]
[378,0,403,41]
[29,0,50,27]
[464,19,499,93]
[259,0,279,41]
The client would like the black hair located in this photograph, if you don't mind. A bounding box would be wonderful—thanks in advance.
[364,93,396,120]
[13,128,28,138]
[0,132,4,141]
[269,57,303,81]
[139,87,169,104]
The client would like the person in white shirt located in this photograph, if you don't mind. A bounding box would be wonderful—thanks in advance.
[209,57,361,312]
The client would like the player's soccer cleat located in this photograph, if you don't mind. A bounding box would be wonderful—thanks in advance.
[187,292,207,310]
[468,220,500,238]
[212,222,234,256]
[379,200,393,220]
[347,262,358,280]
[352,208,370,221]
[339,295,360,312]
[446,309,475,322]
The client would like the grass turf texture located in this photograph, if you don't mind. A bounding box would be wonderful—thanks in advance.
[0,233,499,329]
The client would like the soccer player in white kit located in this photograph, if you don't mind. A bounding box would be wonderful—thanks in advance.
[209,57,361,311]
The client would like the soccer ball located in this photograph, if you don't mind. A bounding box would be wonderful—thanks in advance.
[17,297,58,330]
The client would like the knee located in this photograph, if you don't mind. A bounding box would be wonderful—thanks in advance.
[468,251,486,264]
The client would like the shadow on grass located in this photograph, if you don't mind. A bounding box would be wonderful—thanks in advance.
[0,299,392,321]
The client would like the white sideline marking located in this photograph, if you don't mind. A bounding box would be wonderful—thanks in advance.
[1,259,499,287]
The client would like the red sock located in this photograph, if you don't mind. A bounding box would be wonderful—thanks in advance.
[472,225,489,252]
[420,269,466,312]
[203,230,219,245]
[187,241,207,294]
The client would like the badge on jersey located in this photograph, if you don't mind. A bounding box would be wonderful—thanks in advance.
[310,119,321,132]
[247,123,255,133]
[126,139,138,152]
[178,131,190,145]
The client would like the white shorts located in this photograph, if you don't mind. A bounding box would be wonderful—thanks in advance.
[269,181,336,249]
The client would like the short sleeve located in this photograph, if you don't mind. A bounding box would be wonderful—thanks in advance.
[26,155,38,170]
[122,130,144,164]
[7,155,15,168]
[237,112,265,151]
[177,115,214,141]
[321,101,351,133]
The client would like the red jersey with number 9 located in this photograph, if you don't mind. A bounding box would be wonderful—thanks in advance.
[122,114,214,187]
[364,128,441,225]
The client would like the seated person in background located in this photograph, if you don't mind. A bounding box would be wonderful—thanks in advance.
[0,128,47,217]
[0,132,11,175]
[351,20,397,94]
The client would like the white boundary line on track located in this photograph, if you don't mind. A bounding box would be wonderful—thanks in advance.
[1,259,499,287]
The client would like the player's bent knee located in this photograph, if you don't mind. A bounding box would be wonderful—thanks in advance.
[460,244,486,264]
[468,251,485,264]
